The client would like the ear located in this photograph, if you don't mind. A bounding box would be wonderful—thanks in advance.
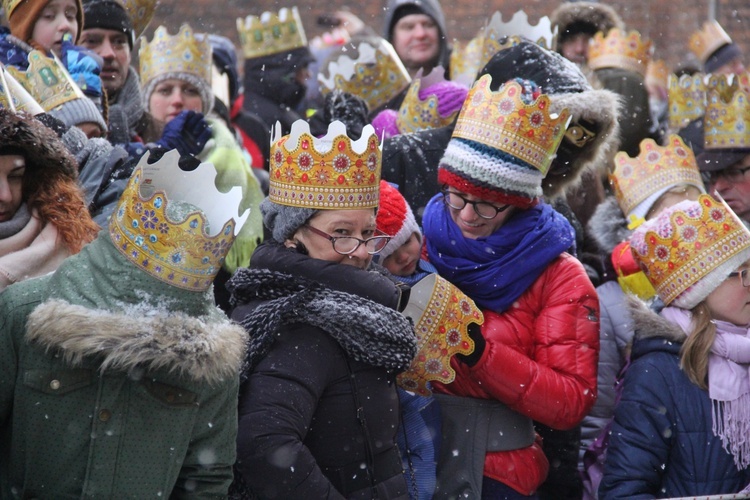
[284,238,297,249]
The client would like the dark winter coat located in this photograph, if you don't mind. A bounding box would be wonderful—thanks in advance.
[599,299,750,499]
[231,243,415,499]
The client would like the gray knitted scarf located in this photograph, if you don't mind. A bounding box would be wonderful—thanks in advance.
[228,268,417,375]
[107,67,144,143]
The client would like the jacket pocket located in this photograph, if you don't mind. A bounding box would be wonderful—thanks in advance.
[141,378,199,408]
[23,368,93,395]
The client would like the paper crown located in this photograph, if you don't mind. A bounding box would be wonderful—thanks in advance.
[449,35,487,87]
[703,75,750,150]
[268,120,382,210]
[397,274,483,396]
[630,194,750,306]
[588,28,653,77]
[119,0,158,38]
[317,39,411,113]
[395,67,461,134]
[611,135,703,219]
[452,74,571,176]
[0,64,44,115]
[6,51,85,112]
[139,24,212,89]
[109,150,249,292]
[2,0,21,17]
[236,7,307,59]
[689,20,733,64]
[668,72,706,131]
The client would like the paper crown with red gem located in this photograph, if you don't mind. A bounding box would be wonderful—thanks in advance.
[611,135,704,224]
[268,119,382,210]
[630,194,750,308]
[668,72,706,131]
[588,28,653,77]
[703,75,750,150]
[689,20,733,64]
[317,38,411,113]
[397,273,483,396]
[236,7,308,59]
[109,150,249,292]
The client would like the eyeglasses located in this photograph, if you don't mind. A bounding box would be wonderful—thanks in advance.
[304,224,391,255]
[728,269,750,288]
[442,190,510,219]
[705,165,750,184]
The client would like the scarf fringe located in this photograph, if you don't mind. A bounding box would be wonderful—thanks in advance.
[712,393,750,470]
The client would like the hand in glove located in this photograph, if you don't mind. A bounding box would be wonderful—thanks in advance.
[455,322,486,367]
[323,89,369,139]
[154,110,212,157]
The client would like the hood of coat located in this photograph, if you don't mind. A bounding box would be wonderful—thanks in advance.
[627,295,686,358]
[26,299,248,384]
[382,0,451,70]
[587,196,631,255]
[550,1,625,44]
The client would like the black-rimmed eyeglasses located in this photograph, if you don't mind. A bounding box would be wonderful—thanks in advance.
[705,165,750,185]
[304,224,391,255]
[442,189,510,219]
[728,269,750,288]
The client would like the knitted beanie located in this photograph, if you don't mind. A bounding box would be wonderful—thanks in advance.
[9,0,84,44]
[376,180,420,260]
[371,109,401,140]
[48,97,108,134]
[260,197,318,244]
[82,0,135,49]
[142,72,214,116]
[704,42,743,73]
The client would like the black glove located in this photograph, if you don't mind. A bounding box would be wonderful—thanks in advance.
[35,113,69,138]
[455,322,486,367]
[323,89,369,139]
[155,110,212,157]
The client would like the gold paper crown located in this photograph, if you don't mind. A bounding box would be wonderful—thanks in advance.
[396,67,461,134]
[689,20,733,64]
[139,24,212,89]
[704,75,750,150]
[109,150,249,292]
[453,74,571,176]
[2,0,21,17]
[269,120,382,210]
[0,64,44,114]
[236,7,307,59]
[588,28,653,77]
[118,0,158,38]
[630,194,750,306]
[317,39,411,113]
[397,274,483,396]
[610,135,704,218]
[668,72,706,131]
[449,35,486,87]
[6,51,85,112]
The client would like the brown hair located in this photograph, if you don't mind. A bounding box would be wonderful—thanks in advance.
[679,301,716,390]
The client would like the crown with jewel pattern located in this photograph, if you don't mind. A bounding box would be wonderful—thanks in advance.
[6,51,85,112]
[0,64,44,114]
[397,274,483,396]
[588,28,653,77]
[611,135,704,219]
[703,75,750,150]
[109,150,249,292]
[689,20,733,64]
[450,35,487,87]
[668,72,706,131]
[236,7,307,59]
[119,0,158,38]
[139,24,212,90]
[452,74,571,176]
[395,67,462,134]
[317,39,411,113]
[269,120,382,210]
[630,194,750,306]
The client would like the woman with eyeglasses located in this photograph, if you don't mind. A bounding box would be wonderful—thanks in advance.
[420,76,599,499]
[229,120,417,499]
[599,195,750,498]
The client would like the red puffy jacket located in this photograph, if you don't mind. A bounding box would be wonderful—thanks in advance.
[433,253,600,495]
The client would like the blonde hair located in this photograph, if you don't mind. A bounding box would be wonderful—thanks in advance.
[679,301,716,390]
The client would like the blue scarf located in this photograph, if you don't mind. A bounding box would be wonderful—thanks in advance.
[423,194,574,312]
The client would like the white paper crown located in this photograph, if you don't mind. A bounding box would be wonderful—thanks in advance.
[484,10,557,50]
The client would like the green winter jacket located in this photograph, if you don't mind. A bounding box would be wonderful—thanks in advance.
[0,232,248,499]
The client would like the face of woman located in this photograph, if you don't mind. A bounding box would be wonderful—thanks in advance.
[286,209,378,269]
[148,78,203,123]
[445,189,515,239]
[0,154,25,223]
[705,260,750,326]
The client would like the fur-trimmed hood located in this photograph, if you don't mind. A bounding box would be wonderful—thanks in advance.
[627,295,686,345]
[587,195,631,254]
[551,2,625,42]
[26,299,248,385]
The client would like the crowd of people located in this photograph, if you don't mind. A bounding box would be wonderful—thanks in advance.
[1,0,750,498]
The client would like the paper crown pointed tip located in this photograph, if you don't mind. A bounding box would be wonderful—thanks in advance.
[236,7,308,59]
[689,20,733,64]
[139,24,212,88]
[588,28,652,76]
[668,73,707,131]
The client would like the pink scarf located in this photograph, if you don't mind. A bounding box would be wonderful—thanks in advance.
[661,306,750,470]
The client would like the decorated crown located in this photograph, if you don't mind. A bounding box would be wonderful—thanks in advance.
[236,7,307,59]
[668,72,706,131]
[630,194,750,306]
[317,39,411,113]
[703,75,750,150]
[397,274,483,396]
[452,74,571,176]
[689,20,733,64]
[395,67,461,134]
[0,64,44,114]
[610,135,704,219]
[588,28,653,77]
[484,10,557,55]
[109,150,249,292]
[449,35,486,87]
[139,24,212,88]
[6,51,85,112]
[2,0,21,17]
[119,0,158,38]
[269,120,382,210]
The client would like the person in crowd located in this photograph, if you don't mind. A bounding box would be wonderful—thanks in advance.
[0,109,98,290]
[0,149,249,497]
[599,194,750,498]
[550,1,624,69]
[1,0,83,56]
[689,20,746,76]
[423,75,599,499]
[230,119,417,498]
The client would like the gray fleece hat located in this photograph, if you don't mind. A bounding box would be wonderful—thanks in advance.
[260,198,318,243]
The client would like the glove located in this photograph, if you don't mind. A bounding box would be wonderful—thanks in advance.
[323,89,369,139]
[35,113,69,138]
[455,322,486,367]
[59,33,103,98]
[155,110,212,157]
